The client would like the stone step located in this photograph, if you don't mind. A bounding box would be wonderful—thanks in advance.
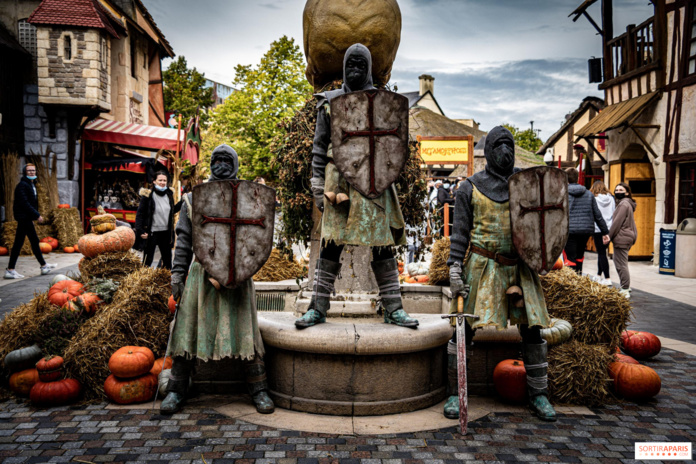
[298,290,379,302]
[295,297,379,318]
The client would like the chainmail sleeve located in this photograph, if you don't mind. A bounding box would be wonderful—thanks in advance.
[311,104,331,180]
[172,193,194,283]
[447,180,474,266]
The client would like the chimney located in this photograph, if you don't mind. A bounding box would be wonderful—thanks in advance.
[419,74,434,96]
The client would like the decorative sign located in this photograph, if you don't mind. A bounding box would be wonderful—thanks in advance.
[418,136,473,165]
[659,229,676,275]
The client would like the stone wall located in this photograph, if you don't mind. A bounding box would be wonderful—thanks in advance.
[23,84,80,207]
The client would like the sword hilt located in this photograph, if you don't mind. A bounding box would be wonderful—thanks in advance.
[441,313,479,321]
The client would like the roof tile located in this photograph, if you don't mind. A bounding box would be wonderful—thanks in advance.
[28,0,119,38]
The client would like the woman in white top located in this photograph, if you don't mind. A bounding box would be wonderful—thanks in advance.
[590,180,615,285]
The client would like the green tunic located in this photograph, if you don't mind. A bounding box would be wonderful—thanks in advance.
[322,152,406,247]
[453,186,551,330]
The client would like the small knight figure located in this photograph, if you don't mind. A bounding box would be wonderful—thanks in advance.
[295,43,418,329]
[161,144,275,415]
[447,126,557,421]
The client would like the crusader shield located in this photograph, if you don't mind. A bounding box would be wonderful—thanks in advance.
[509,167,569,275]
[330,89,409,199]
[191,180,275,289]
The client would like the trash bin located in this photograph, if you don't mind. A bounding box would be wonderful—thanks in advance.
[658,228,676,275]
[675,218,696,278]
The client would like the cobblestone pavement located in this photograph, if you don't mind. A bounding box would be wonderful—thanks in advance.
[0,348,694,463]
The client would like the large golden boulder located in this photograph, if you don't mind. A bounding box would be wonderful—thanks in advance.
[302,0,401,90]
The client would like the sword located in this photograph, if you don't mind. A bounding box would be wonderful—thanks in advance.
[442,296,479,435]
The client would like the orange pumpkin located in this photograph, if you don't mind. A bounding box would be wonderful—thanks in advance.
[30,378,81,406]
[620,330,661,360]
[48,280,84,307]
[72,292,101,314]
[39,242,52,253]
[57,204,70,209]
[493,359,527,403]
[73,244,79,252]
[168,295,177,315]
[415,275,429,283]
[78,226,135,258]
[0,246,8,256]
[552,256,564,270]
[150,357,173,376]
[41,237,59,249]
[108,346,155,378]
[104,373,158,404]
[36,356,64,382]
[9,368,39,396]
[611,363,661,401]
[90,205,117,234]
[63,246,75,253]
[405,277,417,284]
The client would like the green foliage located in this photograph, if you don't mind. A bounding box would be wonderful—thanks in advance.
[34,309,86,356]
[163,56,215,124]
[502,123,543,153]
[204,36,312,181]
[86,278,119,304]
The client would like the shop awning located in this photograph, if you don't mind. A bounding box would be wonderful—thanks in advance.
[82,118,180,151]
[575,91,660,138]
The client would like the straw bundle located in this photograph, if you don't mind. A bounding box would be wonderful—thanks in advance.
[0,152,20,222]
[52,207,83,248]
[28,150,59,214]
[78,251,142,282]
[540,267,632,351]
[548,340,614,406]
[63,267,172,400]
[254,248,307,282]
[428,237,451,285]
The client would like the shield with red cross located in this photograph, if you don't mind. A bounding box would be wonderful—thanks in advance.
[509,167,569,275]
[330,89,409,199]
[191,180,275,289]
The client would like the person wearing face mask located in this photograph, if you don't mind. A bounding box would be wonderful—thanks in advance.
[5,163,56,279]
[447,126,557,422]
[295,43,418,330]
[135,171,182,269]
[162,144,275,415]
[608,183,637,298]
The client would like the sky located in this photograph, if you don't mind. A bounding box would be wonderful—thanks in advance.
[142,0,656,143]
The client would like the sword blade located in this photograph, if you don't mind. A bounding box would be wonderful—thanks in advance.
[456,316,469,435]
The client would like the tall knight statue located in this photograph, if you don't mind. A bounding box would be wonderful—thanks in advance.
[447,126,569,422]
[162,145,276,415]
[295,43,419,329]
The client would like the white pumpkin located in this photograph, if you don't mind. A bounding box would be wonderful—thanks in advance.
[540,318,573,347]
[407,263,420,277]
[49,274,72,286]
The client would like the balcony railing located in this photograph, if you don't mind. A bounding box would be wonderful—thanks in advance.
[606,17,657,82]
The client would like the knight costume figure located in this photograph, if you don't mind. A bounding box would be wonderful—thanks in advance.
[294,43,419,329]
[447,126,557,421]
[161,144,274,415]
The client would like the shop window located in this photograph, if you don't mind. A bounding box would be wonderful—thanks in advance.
[688,3,696,75]
[101,37,107,70]
[678,163,696,223]
[63,34,72,61]
[17,19,36,58]
[130,37,136,78]
[628,179,655,195]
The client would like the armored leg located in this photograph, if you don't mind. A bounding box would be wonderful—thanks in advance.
[371,257,419,328]
[244,356,274,414]
[443,340,459,419]
[295,258,341,329]
[522,339,557,422]
[160,356,194,415]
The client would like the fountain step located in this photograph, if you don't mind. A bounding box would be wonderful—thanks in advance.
[295,297,378,317]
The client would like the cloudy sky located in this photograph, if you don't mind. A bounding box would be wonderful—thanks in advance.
[142,0,655,141]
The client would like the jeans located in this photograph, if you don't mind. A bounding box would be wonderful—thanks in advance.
[8,220,46,269]
[564,233,591,274]
[144,230,173,269]
[593,232,610,279]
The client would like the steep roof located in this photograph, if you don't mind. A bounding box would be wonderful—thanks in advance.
[536,96,605,155]
[28,0,120,38]
[409,107,487,142]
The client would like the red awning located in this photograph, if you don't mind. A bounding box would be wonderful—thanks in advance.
[84,161,147,173]
[83,118,180,151]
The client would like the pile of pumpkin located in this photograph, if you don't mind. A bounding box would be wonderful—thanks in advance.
[401,261,430,284]
[5,345,82,407]
[104,346,172,405]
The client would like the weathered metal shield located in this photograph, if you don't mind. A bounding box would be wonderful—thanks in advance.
[191,180,275,289]
[509,167,569,275]
[330,89,409,199]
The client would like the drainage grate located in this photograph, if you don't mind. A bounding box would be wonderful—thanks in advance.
[256,293,286,312]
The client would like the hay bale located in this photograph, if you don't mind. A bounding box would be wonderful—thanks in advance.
[78,251,142,282]
[548,340,614,406]
[1,222,55,254]
[52,207,83,248]
[63,267,172,400]
[541,267,632,351]
[428,237,451,285]
[254,249,308,282]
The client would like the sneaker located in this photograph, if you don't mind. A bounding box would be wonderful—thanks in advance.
[619,288,631,299]
[40,265,53,275]
[590,275,602,282]
[4,269,24,279]
[43,263,58,269]
[600,278,612,286]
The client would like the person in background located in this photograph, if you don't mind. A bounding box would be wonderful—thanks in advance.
[254,177,266,185]
[609,182,637,299]
[590,180,615,285]
[564,168,609,274]
[135,171,182,269]
[5,163,56,279]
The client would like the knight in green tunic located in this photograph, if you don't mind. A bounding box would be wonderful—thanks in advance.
[446,126,556,422]
[295,44,418,329]
[161,145,274,415]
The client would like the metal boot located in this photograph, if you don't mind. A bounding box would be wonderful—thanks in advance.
[371,258,419,328]
[295,259,341,329]
[523,340,557,422]
[160,356,194,415]
[244,357,274,414]
[443,340,459,419]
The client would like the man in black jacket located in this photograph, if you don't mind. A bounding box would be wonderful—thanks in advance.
[565,168,609,274]
[5,164,56,279]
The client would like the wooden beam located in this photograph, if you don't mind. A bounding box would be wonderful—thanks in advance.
[581,136,608,164]
[631,124,661,129]
[583,11,604,35]
[602,0,614,82]
[629,126,659,162]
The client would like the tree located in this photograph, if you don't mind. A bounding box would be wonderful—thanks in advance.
[162,56,214,124]
[502,123,543,153]
[204,36,312,181]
